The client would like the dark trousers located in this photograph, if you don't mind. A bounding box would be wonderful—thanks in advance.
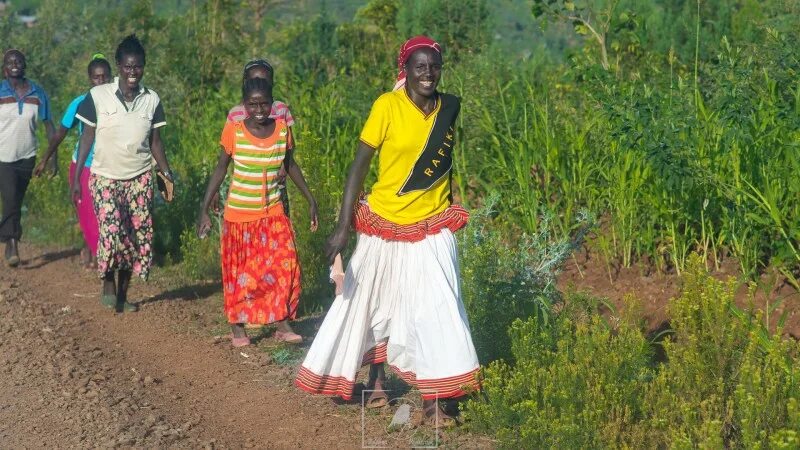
[0,156,35,242]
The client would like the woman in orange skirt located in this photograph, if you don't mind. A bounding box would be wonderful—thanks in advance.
[197,78,318,347]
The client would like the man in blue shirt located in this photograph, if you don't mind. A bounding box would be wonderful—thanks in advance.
[0,49,55,267]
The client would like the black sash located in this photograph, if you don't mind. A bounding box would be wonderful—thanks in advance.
[397,93,460,196]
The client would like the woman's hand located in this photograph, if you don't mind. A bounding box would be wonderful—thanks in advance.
[70,181,82,205]
[325,226,349,265]
[197,211,212,239]
[309,202,319,232]
[277,162,287,184]
[209,191,222,214]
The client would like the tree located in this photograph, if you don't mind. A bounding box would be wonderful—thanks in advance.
[531,0,624,70]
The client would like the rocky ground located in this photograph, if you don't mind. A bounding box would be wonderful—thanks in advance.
[0,244,492,449]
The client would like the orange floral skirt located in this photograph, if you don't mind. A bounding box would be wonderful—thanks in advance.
[221,212,301,325]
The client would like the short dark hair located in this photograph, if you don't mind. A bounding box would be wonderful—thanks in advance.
[115,34,146,65]
[87,53,111,76]
[242,77,273,101]
[3,49,24,62]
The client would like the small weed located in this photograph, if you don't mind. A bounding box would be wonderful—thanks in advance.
[267,346,304,366]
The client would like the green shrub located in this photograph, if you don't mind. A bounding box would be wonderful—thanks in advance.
[735,330,800,448]
[641,255,750,446]
[464,293,652,449]
[459,195,594,363]
[465,254,800,448]
[22,145,82,248]
[178,226,220,281]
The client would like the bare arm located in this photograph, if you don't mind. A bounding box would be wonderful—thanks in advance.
[284,147,318,231]
[324,141,376,264]
[197,148,231,238]
[149,127,171,175]
[43,119,56,141]
[34,125,68,177]
[70,126,96,204]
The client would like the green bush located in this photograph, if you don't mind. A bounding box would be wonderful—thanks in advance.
[735,331,800,448]
[464,293,652,448]
[465,255,800,448]
[458,195,594,363]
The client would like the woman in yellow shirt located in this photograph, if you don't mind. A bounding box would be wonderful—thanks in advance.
[296,36,480,427]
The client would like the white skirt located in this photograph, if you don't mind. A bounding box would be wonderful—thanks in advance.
[295,229,480,400]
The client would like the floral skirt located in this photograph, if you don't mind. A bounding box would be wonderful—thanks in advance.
[221,209,301,325]
[89,171,154,280]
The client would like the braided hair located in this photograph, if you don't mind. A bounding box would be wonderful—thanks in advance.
[87,52,111,76]
[115,34,145,65]
[243,59,274,80]
[242,77,273,102]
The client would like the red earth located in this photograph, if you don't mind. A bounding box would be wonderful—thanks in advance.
[0,243,494,449]
[2,242,797,448]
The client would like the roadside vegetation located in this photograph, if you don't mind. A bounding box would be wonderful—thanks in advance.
[3,0,799,446]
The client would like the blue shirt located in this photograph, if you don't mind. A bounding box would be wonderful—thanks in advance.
[0,79,51,163]
[61,93,95,167]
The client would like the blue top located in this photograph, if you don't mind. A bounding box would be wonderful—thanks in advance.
[0,79,51,163]
[0,79,50,119]
[60,93,95,167]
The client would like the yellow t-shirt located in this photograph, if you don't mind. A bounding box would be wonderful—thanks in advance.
[359,89,457,225]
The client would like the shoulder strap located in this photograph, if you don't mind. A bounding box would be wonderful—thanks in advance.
[396,93,460,196]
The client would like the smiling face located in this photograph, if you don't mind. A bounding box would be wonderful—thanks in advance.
[89,64,111,87]
[3,51,26,79]
[244,89,274,125]
[117,53,144,92]
[404,48,442,99]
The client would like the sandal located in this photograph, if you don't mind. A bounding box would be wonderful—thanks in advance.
[83,258,97,272]
[5,255,20,268]
[421,401,457,428]
[329,253,344,296]
[117,301,139,313]
[227,333,251,347]
[5,239,20,268]
[274,330,303,344]
[365,388,389,409]
[100,294,117,309]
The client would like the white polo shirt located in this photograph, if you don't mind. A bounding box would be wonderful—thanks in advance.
[0,79,51,163]
[75,77,166,180]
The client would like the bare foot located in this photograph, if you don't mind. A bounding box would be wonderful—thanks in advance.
[79,247,91,268]
[274,321,302,343]
[230,324,250,347]
[231,324,247,339]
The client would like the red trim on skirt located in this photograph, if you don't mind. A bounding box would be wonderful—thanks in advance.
[295,363,481,401]
[353,201,469,243]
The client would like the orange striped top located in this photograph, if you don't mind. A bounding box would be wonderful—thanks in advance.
[220,119,292,222]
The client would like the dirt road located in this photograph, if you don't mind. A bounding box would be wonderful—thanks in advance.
[1,244,479,449]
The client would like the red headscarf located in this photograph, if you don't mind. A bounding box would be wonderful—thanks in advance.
[394,36,441,91]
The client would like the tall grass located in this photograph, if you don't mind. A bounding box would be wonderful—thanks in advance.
[6,0,799,305]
